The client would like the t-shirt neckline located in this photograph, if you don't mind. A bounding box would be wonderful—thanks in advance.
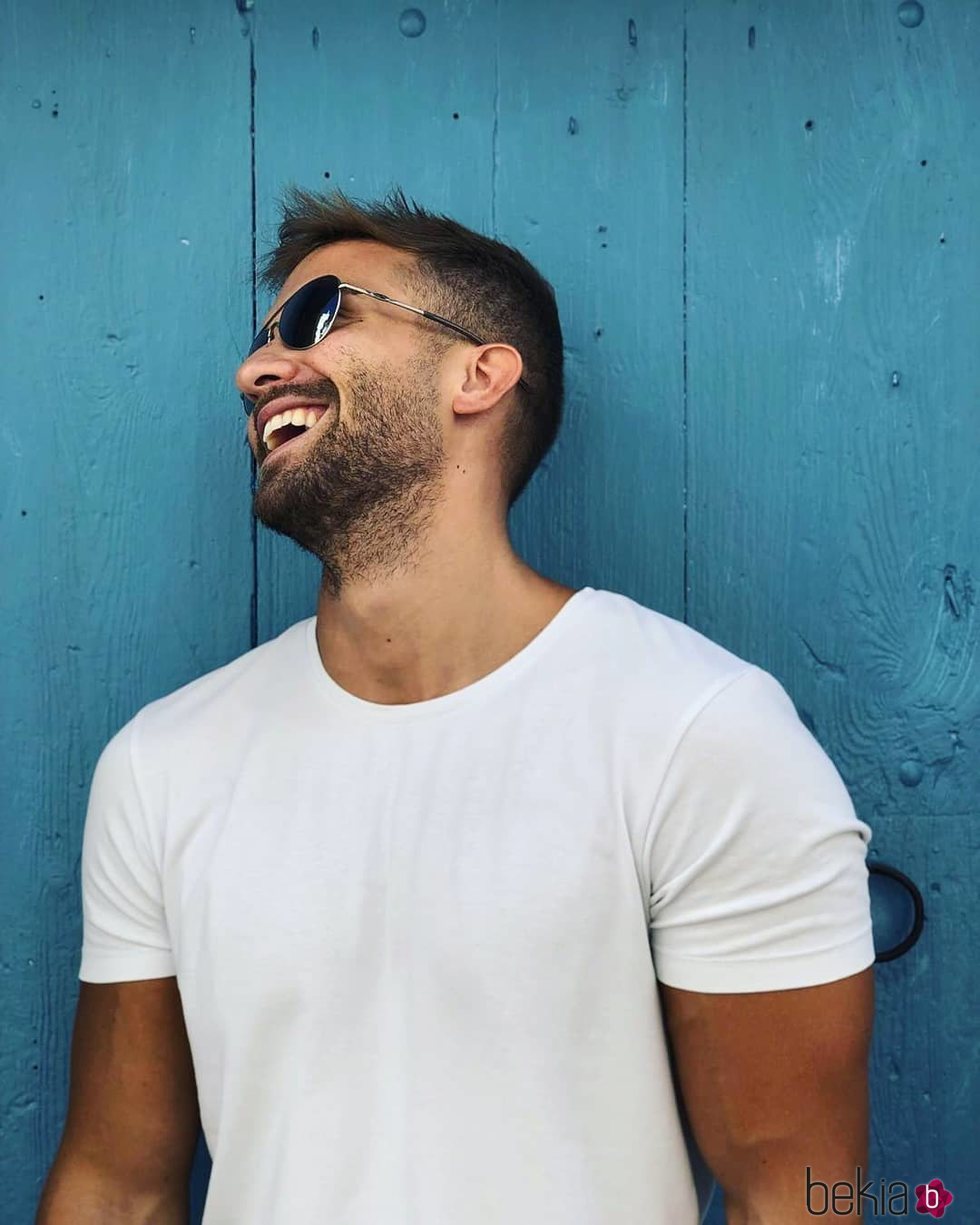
[304,586,596,722]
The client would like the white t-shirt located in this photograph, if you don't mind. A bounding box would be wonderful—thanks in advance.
[78,586,875,1224]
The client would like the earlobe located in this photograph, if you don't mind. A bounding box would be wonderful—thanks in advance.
[451,387,492,418]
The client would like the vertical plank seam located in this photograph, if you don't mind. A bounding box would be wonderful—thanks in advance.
[248,27,258,650]
[492,0,500,235]
[682,6,690,625]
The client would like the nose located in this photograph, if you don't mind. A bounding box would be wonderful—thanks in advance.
[235,345,312,414]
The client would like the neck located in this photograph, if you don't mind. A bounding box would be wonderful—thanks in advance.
[312,521,575,705]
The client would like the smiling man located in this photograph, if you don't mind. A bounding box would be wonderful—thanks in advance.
[40,187,875,1225]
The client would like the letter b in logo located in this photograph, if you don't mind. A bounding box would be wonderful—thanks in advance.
[805,1168,828,1215]
[915,1177,953,1217]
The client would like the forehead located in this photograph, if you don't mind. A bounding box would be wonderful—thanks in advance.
[275,239,415,309]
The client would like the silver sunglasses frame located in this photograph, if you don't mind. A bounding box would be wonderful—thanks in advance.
[241,275,530,415]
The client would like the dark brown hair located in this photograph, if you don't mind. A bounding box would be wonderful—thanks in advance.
[258,185,564,511]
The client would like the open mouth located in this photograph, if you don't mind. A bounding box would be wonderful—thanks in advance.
[261,405,333,457]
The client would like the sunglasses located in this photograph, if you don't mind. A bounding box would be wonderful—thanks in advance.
[240,274,529,415]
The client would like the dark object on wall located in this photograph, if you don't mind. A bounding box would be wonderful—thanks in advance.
[869,861,925,962]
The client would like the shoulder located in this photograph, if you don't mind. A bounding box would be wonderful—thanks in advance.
[581,587,760,711]
[117,618,314,764]
[577,590,826,796]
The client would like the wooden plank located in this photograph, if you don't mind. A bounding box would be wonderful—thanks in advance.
[496,0,686,613]
[686,0,980,1209]
[867,816,978,1213]
[0,3,253,1217]
[685,0,980,819]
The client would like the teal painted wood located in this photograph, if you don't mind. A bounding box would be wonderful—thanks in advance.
[685,1,979,1219]
[5,1,977,1223]
[495,0,686,616]
[0,2,254,1221]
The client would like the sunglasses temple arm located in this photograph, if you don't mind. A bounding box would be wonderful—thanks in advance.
[348,287,486,347]
[349,286,528,389]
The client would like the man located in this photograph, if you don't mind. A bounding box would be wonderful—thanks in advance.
[39,187,875,1224]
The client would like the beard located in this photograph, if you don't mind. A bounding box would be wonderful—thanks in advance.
[252,353,447,597]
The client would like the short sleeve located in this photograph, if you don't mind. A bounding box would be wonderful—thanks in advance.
[645,665,875,993]
[77,716,176,982]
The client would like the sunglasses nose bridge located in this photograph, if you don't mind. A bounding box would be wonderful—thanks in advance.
[239,277,343,415]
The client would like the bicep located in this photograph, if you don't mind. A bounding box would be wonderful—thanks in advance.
[659,967,874,1201]
[59,978,200,1195]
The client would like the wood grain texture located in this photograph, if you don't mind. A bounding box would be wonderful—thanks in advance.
[6,1,977,1223]
[687,2,979,1218]
[867,816,979,1210]
[685,0,979,815]
[496,0,685,616]
[0,2,253,1220]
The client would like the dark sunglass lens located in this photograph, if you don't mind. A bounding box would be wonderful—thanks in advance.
[278,277,341,349]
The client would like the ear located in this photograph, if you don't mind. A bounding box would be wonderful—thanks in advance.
[451,343,523,418]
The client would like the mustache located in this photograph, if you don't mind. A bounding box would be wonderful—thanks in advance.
[256,379,339,415]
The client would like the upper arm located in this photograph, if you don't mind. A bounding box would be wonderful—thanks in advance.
[57,977,200,1195]
[647,667,876,994]
[642,666,878,1215]
[659,967,875,1211]
[79,721,177,985]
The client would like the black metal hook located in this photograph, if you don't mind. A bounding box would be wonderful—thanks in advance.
[868,861,925,962]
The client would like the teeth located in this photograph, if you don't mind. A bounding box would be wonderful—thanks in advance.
[262,412,285,445]
[261,406,327,449]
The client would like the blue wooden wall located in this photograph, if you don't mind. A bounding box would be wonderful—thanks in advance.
[2,2,976,1221]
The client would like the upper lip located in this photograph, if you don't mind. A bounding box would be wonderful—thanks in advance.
[255,395,335,442]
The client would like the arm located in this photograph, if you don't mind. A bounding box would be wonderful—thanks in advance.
[659,966,874,1224]
[37,977,201,1224]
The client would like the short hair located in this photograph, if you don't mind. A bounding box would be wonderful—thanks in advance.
[258,185,565,511]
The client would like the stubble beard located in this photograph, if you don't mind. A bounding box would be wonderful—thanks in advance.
[252,355,447,598]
